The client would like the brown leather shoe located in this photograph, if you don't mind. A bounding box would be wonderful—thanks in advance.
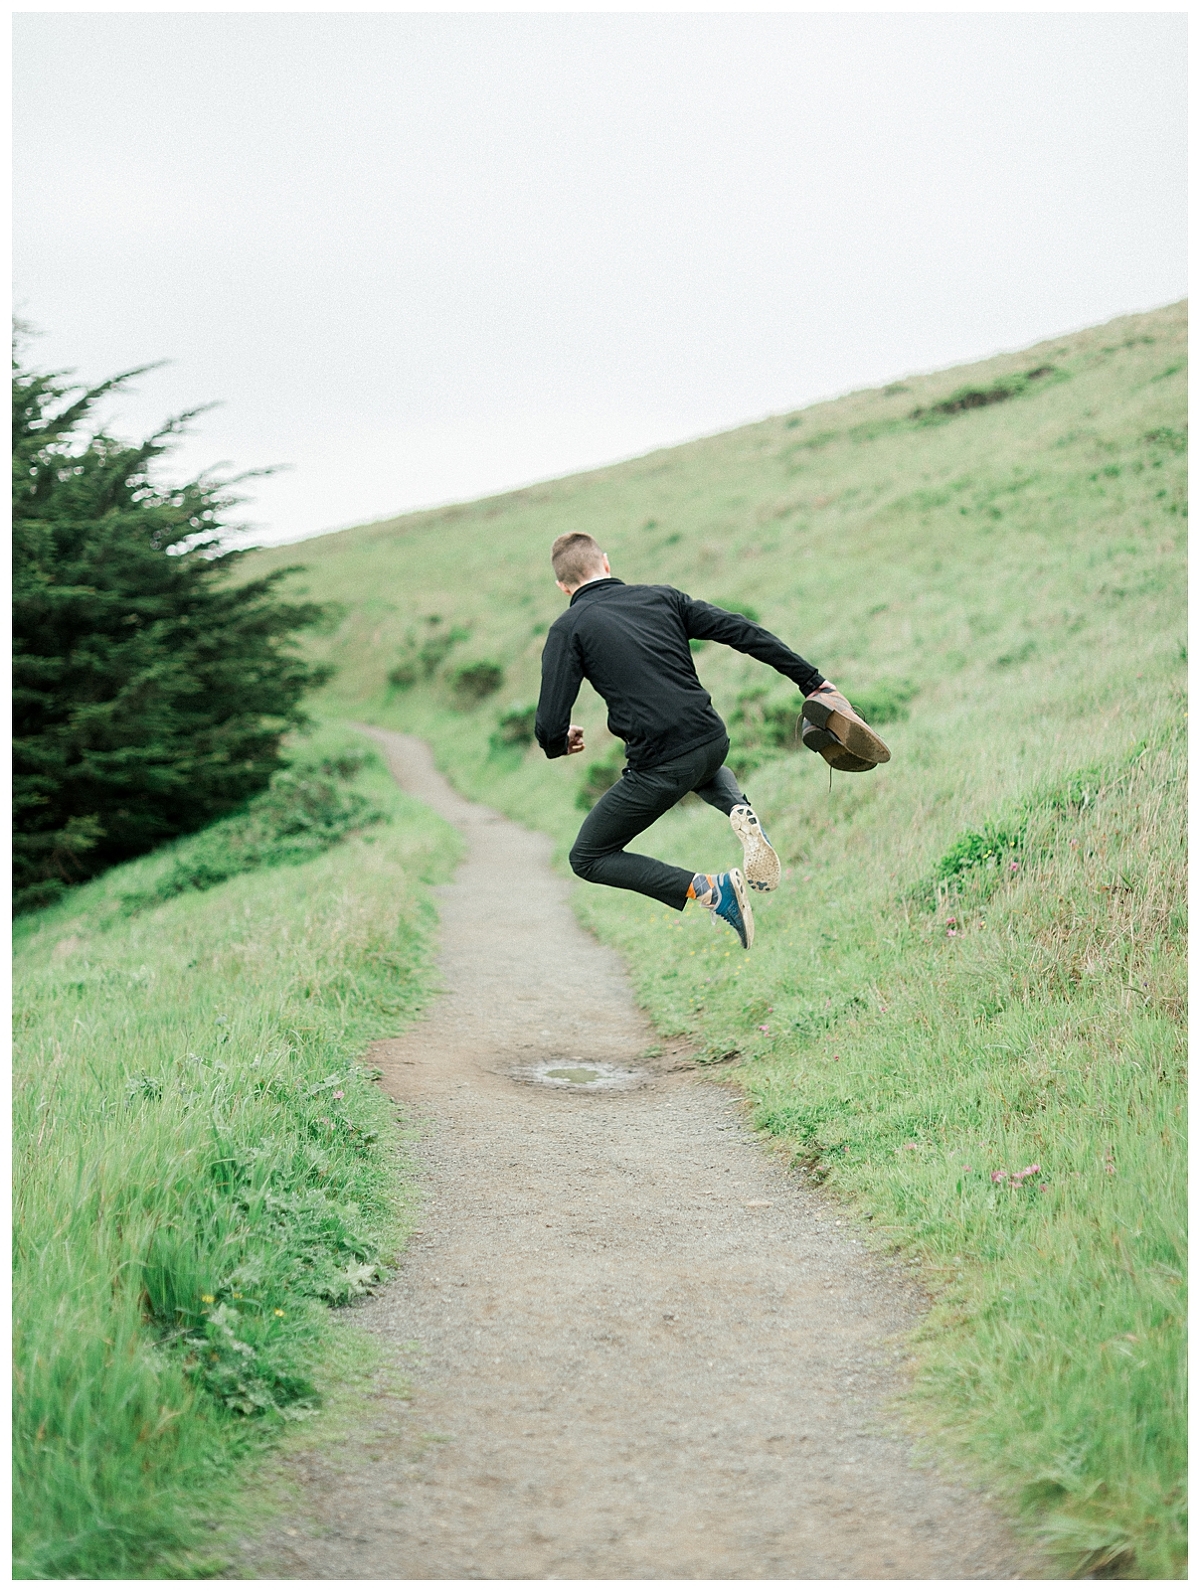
[823,744,877,773]
[800,716,877,772]
[803,683,891,765]
[800,716,838,755]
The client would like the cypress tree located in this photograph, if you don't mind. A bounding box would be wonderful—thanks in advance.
[12,337,333,912]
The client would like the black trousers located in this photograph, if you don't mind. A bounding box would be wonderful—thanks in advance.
[568,735,748,912]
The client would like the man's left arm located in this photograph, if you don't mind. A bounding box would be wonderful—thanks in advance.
[679,594,825,693]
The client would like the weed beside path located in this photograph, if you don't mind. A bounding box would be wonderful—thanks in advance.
[12,727,461,1578]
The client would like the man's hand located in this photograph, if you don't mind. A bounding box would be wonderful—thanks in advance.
[565,724,586,755]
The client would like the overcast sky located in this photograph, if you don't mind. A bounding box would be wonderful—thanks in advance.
[12,11,1187,548]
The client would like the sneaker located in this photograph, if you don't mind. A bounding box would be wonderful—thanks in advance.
[803,683,892,765]
[801,716,877,773]
[729,804,781,892]
[710,869,754,949]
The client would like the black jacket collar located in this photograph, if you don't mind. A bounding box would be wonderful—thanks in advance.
[569,577,624,607]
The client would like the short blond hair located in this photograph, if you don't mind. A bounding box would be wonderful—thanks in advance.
[551,532,605,586]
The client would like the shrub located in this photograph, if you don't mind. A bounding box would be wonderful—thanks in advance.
[911,365,1058,421]
[934,819,1026,883]
[12,337,332,912]
[842,678,916,726]
[450,659,505,706]
[118,751,385,913]
[707,597,761,623]
[387,658,420,690]
[490,702,538,750]
[387,616,468,691]
[576,746,625,810]
[727,688,802,777]
[728,678,913,779]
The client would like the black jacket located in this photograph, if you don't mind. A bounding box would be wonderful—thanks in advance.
[535,579,824,771]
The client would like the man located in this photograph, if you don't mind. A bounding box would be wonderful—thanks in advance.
[534,532,890,950]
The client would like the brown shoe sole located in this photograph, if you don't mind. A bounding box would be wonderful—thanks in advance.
[801,716,877,773]
[821,743,876,773]
[804,692,891,764]
[800,719,838,754]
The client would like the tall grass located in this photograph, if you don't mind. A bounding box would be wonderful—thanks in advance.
[12,728,461,1577]
[237,302,1186,1573]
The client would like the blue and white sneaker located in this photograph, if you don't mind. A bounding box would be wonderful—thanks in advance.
[710,868,754,950]
[729,804,780,892]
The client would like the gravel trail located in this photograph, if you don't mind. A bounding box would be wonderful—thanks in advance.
[239,728,1035,1579]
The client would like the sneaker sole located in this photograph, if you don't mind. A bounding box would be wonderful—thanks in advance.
[730,868,754,949]
[729,808,781,892]
[803,698,891,764]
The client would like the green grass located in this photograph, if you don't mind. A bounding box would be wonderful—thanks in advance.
[240,300,1187,1575]
[12,724,462,1578]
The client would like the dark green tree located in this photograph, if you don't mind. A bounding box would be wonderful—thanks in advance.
[13,337,332,912]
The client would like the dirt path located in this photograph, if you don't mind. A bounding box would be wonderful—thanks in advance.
[240,728,1035,1579]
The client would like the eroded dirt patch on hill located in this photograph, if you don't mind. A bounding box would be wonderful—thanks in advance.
[236,728,1038,1579]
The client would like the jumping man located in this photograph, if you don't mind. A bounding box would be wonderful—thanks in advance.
[534,533,891,950]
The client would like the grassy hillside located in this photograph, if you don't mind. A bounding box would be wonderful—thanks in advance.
[12,727,461,1577]
[242,302,1186,1575]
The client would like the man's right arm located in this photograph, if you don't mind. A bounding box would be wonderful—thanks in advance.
[534,623,585,759]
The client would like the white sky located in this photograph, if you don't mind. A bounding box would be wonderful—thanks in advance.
[12,11,1187,548]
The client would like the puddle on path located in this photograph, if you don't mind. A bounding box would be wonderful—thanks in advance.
[517,1057,645,1092]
